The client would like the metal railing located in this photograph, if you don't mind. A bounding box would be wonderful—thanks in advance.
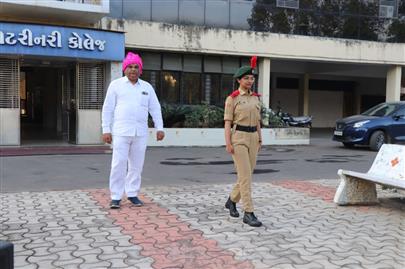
[0,59,19,109]
[77,63,105,110]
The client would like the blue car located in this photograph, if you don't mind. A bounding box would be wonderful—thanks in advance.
[333,102,405,151]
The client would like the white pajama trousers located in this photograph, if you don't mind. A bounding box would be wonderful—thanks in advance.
[109,135,148,200]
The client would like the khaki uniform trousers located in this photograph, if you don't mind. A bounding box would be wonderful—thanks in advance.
[230,130,259,213]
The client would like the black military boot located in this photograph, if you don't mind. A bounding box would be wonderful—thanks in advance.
[225,197,239,218]
[243,212,262,227]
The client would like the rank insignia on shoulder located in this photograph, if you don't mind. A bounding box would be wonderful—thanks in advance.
[230,90,240,98]
[142,91,149,95]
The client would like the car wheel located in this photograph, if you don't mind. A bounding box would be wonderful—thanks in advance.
[369,130,385,151]
[342,142,354,148]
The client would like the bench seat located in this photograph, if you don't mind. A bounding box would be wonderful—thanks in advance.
[334,144,405,205]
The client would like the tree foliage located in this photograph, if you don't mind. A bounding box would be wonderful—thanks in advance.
[387,0,405,42]
[318,0,342,37]
[248,0,392,42]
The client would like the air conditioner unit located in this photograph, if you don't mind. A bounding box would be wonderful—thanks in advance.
[379,5,395,18]
[276,0,299,9]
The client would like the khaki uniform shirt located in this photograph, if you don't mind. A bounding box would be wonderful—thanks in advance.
[224,90,261,127]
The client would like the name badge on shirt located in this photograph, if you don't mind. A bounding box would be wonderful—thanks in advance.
[142,91,149,95]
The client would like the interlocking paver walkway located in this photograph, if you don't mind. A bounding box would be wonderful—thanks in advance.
[1,180,405,268]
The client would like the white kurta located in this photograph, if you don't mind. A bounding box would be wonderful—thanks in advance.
[102,76,163,200]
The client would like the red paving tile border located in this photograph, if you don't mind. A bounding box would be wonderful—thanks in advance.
[88,189,254,269]
[273,180,400,213]
[272,180,336,202]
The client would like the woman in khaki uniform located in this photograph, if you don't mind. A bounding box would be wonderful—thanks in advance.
[224,56,263,227]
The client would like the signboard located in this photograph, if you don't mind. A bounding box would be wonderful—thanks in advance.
[0,22,125,61]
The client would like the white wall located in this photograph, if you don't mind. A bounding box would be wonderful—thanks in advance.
[271,88,343,128]
[0,109,20,145]
[146,128,309,146]
[1,0,109,12]
[101,19,405,66]
[105,61,122,88]
[77,109,102,144]
[270,89,299,116]
[309,91,343,128]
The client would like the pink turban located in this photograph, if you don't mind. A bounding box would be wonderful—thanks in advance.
[122,52,143,74]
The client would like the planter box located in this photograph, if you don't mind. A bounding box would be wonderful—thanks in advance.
[147,128,310,147]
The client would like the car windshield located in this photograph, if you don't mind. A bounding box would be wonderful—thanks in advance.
[361,103,400,117]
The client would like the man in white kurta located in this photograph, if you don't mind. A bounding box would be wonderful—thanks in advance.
[102,52,164,209]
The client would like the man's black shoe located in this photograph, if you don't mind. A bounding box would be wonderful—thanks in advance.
[128,196,144,207]
[225,197,239,218]
[243,212,262,227]
[110,200,121,209]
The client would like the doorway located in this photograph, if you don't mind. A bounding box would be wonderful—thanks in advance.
[20,64,76,145]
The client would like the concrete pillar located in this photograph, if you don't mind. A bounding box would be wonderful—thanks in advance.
[258,58,271,109]
[386,66,401,102]
[106,61,123,87]
[299,73,310,116]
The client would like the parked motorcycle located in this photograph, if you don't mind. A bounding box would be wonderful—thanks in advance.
[276,105,312,128]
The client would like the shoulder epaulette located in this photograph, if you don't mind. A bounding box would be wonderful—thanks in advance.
[229,90,240,98]
[252,92,261,97]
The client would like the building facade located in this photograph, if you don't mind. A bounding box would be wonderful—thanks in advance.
[0,0,124,146]
[104,0,405,128]
[1,0,404,145]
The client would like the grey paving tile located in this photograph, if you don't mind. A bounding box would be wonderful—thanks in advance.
[2,181,405,269]
[0,190,153,269]
[145,181,405,269]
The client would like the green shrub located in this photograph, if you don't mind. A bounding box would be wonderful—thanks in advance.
[161,103,193,127]
[149,103,224,128]
[184,103,224,128]
[149,102,283,128]
[260,104,284,128]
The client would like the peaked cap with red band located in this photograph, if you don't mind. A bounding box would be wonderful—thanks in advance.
[233,56,257,78]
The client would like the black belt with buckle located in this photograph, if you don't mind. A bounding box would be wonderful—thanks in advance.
[235,125,257,133]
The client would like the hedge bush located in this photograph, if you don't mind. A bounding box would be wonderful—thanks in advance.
[148,102,283,128]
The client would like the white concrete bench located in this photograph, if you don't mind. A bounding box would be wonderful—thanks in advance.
[334,144,405,205]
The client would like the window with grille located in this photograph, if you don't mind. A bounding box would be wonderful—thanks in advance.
[379,0,398,18]
[77,63,105,109]
[276,0,299,9]
[0,59,19,109]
